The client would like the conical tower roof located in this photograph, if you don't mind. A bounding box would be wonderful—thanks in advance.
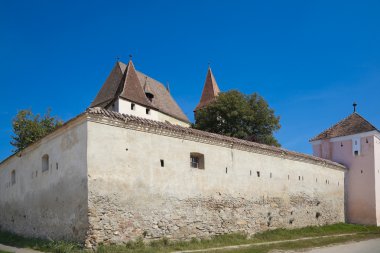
[194,67,220,111]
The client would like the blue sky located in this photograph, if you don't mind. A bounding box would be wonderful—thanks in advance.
[1,0,380,161]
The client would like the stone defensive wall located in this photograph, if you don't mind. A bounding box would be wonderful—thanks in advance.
[85,108,346,246]
[0,108,346,246]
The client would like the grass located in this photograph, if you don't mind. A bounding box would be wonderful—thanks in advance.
[0,251,12,253]
[1,223,380,253]
[0,230,80,253]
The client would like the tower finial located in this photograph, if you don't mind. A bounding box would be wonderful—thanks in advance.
[353,102,357,112]
[166,81,170,93]
[116,56,120,62]
[129,54,133,61]
[208,61,211,69]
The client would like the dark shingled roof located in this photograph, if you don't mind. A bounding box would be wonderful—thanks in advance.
[90,61,190,123]
[194,67,220,111]
[119,60,153,108]
[310,113,378,141]
[87,107,346,171]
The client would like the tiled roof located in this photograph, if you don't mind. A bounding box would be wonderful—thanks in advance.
[88,107,346,171]
[119,60,153,108]
[135,70,189,123]
[90,61,190,123]
[310,113,378,141]
[194,67,220,111]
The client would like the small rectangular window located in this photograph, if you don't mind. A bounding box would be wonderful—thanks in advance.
[131,103,135,110]
[146,108,150,115]
[190,153,205,169]
[257,171,260,177]
[160,159,164,167]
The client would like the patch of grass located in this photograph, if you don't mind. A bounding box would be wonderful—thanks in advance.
[1,223,380,253]
[0,230,81,253]
[0,250,12,253]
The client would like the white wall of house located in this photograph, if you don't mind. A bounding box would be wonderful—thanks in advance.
[0,118,88,241]
[107,98,190,127]
[86,119,345,246]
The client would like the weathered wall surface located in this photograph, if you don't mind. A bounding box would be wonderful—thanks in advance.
[86,120,345,246]
[0,119,88,242]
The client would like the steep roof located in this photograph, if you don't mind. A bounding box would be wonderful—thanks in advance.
[194,67,220,111]
[135,70,189,123]
[119,60,153,107]
[90,61,190,123]
[87,107,346,171]
[310,112,378,141]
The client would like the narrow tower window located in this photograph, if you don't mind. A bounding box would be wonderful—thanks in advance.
[131,103,136,110]
[11,170,16,185]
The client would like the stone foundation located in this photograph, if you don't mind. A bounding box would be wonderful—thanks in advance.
[85,192,344,247]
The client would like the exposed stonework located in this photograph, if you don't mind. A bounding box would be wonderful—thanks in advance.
[85,192,343,246]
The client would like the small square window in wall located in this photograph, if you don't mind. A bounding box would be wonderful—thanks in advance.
[160,160,164,167]
[190,153,205,169]
[257,171,260,177]
[146,108,151,115]
[131,103,136,110]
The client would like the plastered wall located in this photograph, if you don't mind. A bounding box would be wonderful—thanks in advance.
[0,119,88,241]
[86,120,345,246]
[113,98,190,127]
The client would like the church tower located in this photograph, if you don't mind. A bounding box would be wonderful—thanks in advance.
[310,105,380,226]
[194,67,220,113]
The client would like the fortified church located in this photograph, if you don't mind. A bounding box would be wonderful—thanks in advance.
[0,60,379,247]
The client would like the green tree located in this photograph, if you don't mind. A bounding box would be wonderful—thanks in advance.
[193,90,281,146]
[11,109,63,153]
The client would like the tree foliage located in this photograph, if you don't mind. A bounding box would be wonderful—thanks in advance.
[193,90,281,146]
[11,109,63,153]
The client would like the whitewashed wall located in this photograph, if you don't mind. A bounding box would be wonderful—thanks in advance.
[0,119,88,241]
[108,98,190,127]
[86,120,345,246]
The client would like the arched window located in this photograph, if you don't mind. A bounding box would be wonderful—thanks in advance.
[42,154,49,172]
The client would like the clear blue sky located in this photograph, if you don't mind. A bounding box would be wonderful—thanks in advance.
[1,0,380,161]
